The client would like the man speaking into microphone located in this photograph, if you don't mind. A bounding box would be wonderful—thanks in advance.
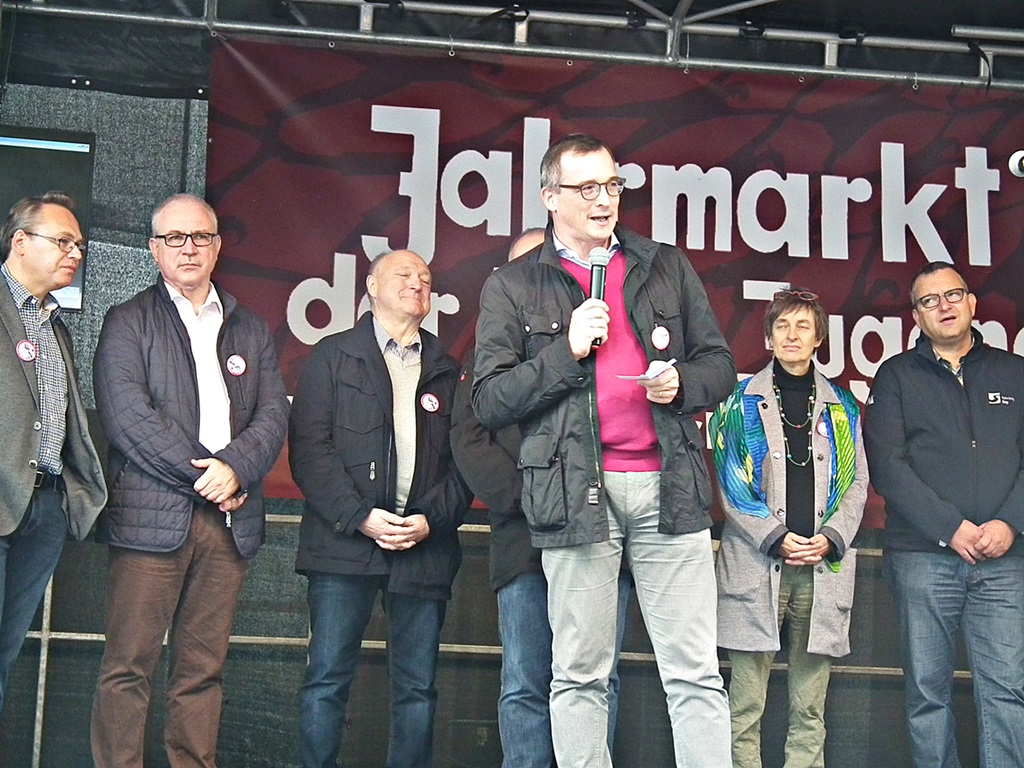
[473,133,735,768]
[588,247,611,344]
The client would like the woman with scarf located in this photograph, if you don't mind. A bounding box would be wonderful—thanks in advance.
[710,289,868,768]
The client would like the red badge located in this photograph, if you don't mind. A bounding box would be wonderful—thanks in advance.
[16,340,37,362]
[226,354,246,376]
[420,393,440,412]
[651,326,670,351]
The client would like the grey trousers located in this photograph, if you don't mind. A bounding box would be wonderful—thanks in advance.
[542,470,732,768]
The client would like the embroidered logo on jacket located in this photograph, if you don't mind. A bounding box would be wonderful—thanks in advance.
[988,392,1015,405]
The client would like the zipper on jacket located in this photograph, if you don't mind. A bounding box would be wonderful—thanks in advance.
[385,433,395,512]
[587,387,602,504]
[961,373,978,494]
[561,266,605,505]
[369,461,376,482]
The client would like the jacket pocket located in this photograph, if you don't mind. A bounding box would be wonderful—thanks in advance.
[683,420,712,509]
[646,292,687,358]
[522,312,567,358]
[830,547,857,613]
[518,433,569,532]
[716,538,771,605]
[334,398,384,496]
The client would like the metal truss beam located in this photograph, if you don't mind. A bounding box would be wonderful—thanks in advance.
[1,1,1022,88]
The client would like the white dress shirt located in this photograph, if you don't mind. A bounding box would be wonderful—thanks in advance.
[165,282,232,453]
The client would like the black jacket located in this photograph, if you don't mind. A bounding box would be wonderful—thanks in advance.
[451,346,536,592]
[865,329,1024,555]
[290,313,471,601]
[94,281,289,559]
[472,226,735,549]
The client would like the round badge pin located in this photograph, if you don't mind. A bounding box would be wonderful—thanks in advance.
[651,325,670,351]
[226,354,247,376]
[420,393,440,413]
[16,340,37,362]
[816,420,829,437]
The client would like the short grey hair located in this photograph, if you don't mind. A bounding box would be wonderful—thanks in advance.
[150,193,218,237]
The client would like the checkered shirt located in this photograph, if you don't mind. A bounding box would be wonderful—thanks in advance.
[2,263,68,474]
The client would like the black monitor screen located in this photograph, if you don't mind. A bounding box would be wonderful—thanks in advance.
[0,124,97,311]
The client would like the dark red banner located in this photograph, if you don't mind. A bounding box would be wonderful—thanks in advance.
[208,37,1024,524]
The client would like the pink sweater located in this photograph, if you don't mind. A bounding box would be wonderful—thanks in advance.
[562,252,661,472]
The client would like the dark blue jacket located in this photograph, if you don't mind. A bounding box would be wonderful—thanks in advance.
[865,329,1024,555]
[94,281,289,559]
[451,346,533,592]
[289,312,471,601]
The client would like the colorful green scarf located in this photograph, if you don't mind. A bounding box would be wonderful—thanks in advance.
[710,376,859,570]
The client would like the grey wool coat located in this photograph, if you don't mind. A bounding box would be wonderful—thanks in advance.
[714,362,868,658]
[0,281,106,539]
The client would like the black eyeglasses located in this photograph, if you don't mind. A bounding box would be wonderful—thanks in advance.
[773,289,819,302]
[913,288,967,310]
[23,231,86,255]
[557,177,627,201]
[153,232,218,248]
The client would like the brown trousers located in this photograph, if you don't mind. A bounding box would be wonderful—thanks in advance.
[91,504,248,768]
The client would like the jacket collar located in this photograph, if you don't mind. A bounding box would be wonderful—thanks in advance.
[537,224,658,276]
[912,326,984,366]
[347,311,455,378]
[153,277,237,318]
[743,359,841,406]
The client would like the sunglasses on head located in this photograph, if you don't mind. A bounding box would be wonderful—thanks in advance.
[773,289,819,302]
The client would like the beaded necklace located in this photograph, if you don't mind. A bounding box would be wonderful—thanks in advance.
[772,376,815,467]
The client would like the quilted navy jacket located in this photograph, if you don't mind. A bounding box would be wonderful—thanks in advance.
[93,281,289,559]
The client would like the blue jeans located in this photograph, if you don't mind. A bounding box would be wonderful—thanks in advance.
[884,550,1024,768]
[0,486,66,715]
[495,571,631,768]
[299,573,446,768]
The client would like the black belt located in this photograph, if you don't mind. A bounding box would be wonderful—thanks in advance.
[33,471,61,490]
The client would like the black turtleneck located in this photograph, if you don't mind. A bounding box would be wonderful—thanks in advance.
[773,359,815,538]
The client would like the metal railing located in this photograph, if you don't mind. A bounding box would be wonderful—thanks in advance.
[21,514,910,768]
[2,0,1023,90]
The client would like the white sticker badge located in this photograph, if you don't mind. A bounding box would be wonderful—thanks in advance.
[651,325,670,351]
[420,393,440,413]
[226,354,247,376]
[16,340,37,362]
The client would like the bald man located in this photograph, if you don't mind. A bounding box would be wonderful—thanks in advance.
[289,249,471,768]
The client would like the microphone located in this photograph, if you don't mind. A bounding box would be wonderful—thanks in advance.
[589,247,612,346]
[589,247,611,300]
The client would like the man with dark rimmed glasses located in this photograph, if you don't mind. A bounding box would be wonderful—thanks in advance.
[0,191,106,715]
[90,193,289,768]
[473,133,735,768]
[866,262,1024,768]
